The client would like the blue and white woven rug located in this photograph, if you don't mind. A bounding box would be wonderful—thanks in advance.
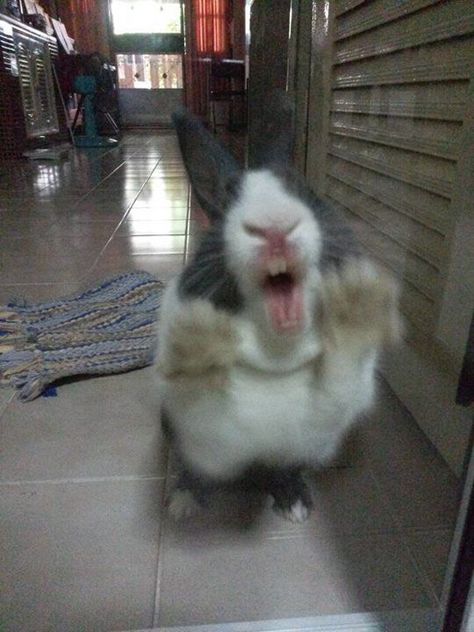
[0,271,165,402]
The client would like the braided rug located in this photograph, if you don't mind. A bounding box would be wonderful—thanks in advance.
[0,271,165,402]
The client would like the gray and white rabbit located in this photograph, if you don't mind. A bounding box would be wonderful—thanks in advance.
[157,108,400,523]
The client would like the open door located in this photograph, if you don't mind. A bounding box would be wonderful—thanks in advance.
[109,0,184,127]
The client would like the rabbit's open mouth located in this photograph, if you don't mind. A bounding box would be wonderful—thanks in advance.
[262,260,304,333]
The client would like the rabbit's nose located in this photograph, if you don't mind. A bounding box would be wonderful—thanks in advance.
[243,220,300,245]
[260,229,288,255]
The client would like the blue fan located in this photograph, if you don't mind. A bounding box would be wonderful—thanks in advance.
[72,76,119,148]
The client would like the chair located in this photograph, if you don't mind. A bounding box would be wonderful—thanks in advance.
[208,59,246,132]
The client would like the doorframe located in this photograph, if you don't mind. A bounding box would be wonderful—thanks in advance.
[105,0,185,128]
[442,428,474,631]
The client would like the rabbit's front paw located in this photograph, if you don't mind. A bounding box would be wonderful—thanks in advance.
[320,259,401,348]
[159,299,238,379]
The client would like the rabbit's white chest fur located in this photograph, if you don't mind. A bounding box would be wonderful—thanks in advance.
[158,281,377,480]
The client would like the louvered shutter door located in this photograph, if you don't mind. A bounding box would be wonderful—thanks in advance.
[302,0,474,474]
[322,0,474,338]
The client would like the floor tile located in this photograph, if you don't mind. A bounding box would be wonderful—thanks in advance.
[79,190,137,206]
[0,368,166,481]
[132,192,188,208]
[0,197,82,214]
[157,528,434,627]
[104,234,187,256]
[88,253,183,285]
[0,235,107,283]
[0,388,13,417]
[165,465,396,541]
[0,282,79,306]
[116,218,188,236]
[405,528,453,599]
[126,205,188,220]
[148,170,187,179]
[0,478,163,632]
[141,180,189,191]
[0,218,117,239]
[362,380,461,530]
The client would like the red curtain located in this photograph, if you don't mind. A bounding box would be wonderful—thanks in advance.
[195,0,230,56]
[183,0,231,119]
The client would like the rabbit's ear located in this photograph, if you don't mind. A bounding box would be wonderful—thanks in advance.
[249,90,295,169]
[172,108,241,222]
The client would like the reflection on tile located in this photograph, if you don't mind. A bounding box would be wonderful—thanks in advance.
[0,368,165,481]
[133,199,189,212]
[141,181,189,192]
[149,170,187,179]
[116,218,188,236]
[0,479,163,632]
[72,200,134,220]
[126,206,188,220]
[104,235,187,256]
[80,190,137,205]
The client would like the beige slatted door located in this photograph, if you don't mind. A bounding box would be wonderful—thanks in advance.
[304,0,474,475]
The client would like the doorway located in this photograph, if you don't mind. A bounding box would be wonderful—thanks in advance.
[109,0,184,127]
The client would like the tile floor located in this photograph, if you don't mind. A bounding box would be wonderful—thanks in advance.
[0,133,461,631]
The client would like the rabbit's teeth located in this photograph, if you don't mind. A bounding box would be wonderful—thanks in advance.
[268,257,287,276]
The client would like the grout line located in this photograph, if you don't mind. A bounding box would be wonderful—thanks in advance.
[183,182,192,265]
[0,474,166,486]
[67,161,128,209]
[82,158,165,281]
[66,136,160,211]
[84,151,188,280]
[152,446,172,628]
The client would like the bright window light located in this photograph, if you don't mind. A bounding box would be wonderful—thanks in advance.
[111,0,181,35]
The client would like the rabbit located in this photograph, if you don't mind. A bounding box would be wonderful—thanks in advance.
[157,106,401,523]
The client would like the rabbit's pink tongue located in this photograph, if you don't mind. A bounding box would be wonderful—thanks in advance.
[264,276,304,332]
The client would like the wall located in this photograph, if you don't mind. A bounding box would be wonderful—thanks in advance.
[118,88,183,126]
[232,0,245,59]
[58,0,111,58]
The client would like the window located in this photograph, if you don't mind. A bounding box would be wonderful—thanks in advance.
[111,0,181,35]
[195,0,229,56]
[116,53,183,89]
